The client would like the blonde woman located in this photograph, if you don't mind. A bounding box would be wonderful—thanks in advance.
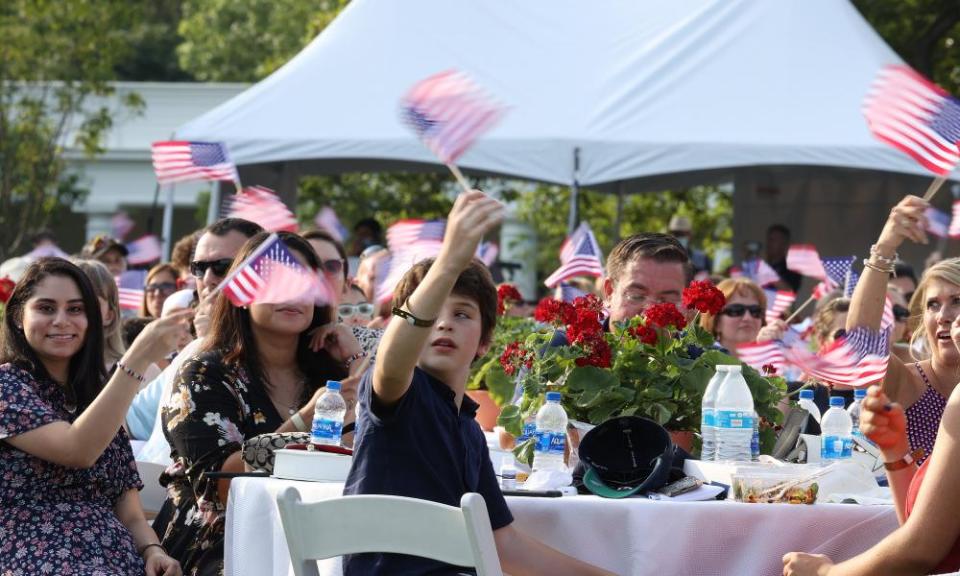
[73,259,126,371]
[845,195,960,464]
[140,263,179,319]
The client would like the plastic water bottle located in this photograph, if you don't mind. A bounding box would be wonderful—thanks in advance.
[821,396,853,463]
[714,365,755,462]
[751,411,760,461]
[798,389,822,424]
[533,392,568,472]
[847,389,867,439]
[311,380,346,446]
[700,365,729,461]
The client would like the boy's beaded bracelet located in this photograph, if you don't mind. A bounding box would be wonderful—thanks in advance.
[116,361,145,383]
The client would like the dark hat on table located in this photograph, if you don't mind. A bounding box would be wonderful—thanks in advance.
[577,416,674,499]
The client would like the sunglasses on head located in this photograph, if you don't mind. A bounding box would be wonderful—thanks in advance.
[145,282,177,295]
[720,304,764,319]
[319,259,344,275]
[338,303,375,318]
[190,258,233,279]
[893,304,910,321]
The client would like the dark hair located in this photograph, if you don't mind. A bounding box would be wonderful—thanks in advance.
[302,229,349,282]
[606,233,692,285]
[0,258,106,411]
[203,232,346,391]
[766,224,791,239]
[122,317,153,349]
[205,217,263,240]
[894,262,917,287]
[354,218,383,239]
[348,283,366,297]
[171,232,199,274]
[392,258,497,345]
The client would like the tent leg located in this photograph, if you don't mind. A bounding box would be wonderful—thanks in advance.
[208,181,221,226]
[614,181,625,240]
[162,185,174,262]
[567,147,581,235]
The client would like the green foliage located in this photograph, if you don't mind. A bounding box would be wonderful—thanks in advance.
[177,0,348,82]
[114,1,194,82]
[467,315,541,405]
[0,0,144,260]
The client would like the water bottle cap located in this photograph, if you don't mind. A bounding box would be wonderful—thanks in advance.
[716,365,729,372]
[854,389,866,398]
[326,380,341,391]
[728,364,742,372]
[829,396,845,407]
[545,391,562,402]
[799,389,814,400]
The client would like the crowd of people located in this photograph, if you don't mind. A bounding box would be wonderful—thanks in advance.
[1,191,959,575]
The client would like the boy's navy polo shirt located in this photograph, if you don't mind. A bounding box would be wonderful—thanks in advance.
[343,365,513,576]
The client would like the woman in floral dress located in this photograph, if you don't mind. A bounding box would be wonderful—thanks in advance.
[154,232,366,576]
[0,257,189,575]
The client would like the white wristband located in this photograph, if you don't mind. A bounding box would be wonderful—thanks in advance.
[290,412,308,432]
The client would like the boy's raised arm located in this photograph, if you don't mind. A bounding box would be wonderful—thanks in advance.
[373,190,504,407]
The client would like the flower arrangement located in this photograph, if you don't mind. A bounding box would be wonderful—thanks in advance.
[497,281,786,462]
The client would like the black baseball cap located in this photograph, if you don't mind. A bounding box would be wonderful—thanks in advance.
[578,416,674,499]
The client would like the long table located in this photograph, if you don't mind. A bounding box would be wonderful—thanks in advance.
[225,477,897,576]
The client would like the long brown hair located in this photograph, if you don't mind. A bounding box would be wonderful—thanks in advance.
[0,258,107,411]
[203,232,346,392]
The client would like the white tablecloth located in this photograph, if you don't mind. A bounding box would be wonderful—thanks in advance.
[225,477,898,576]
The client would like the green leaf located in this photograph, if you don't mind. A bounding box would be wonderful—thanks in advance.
[484,364,516,407]
[513,438,536,467]
[497,405,522,437]
[567,366,619,392]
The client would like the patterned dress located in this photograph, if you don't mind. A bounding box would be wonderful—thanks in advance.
[153,350,316,576]
[908,363,948,465]
[0,363,144,576]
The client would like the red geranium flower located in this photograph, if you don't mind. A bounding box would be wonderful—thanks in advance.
[629,323,659,346]
[567,307,603,345]
[575,335,612,368]
[572,294,603,314]
[500,341,533,376]
[534,297,576,326]
[0,277,15,304]
[497,284,523,315]
[682,280,726,315]
[643,302,687,330]
[762,363,778,376]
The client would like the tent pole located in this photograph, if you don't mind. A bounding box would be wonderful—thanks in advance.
[567,147,581,235]
[614,181,625,240]
[162,185,174,262]
[208,181,221,226]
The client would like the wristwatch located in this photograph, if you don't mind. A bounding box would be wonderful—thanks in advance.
[392,306,436,328]
[883,448,925,471]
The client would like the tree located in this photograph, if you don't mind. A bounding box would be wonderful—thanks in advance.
[0,0,144,261]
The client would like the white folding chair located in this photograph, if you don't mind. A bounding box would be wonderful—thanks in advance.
[275,487,503,576]
[136,460,168,520]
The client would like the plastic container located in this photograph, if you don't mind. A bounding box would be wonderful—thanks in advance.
[731,464,821,504]
[798,389,821,424]
[311,380,347,446]
[821,396,853,463]
[715,365,755,462]
[533,392,568,472]
[847,388,867,439]
[700,366,729,461]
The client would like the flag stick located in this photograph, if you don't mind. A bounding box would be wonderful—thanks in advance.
[923,176,947,201]
[785,294,817,323]
[445,163,473,193]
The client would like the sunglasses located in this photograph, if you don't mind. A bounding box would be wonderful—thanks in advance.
[190,258,233,279]
[893,304,910,321]
[720,304,763,319]
[145,282,177,295]
[320,259,345,276]
[338,303,375,318]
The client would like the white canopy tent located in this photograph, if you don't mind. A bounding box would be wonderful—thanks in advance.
[178,0,957,268]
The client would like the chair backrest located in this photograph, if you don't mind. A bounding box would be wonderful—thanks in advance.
[136,460,168,517]
[275,488,503,576]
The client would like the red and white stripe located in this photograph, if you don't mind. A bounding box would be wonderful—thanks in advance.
[786,245,826,280]
[150,141,238,184]
[949,200,960,238]
[228,186,298,233]
[766,291,796,324]
[782,341,889,388]
[736,340,786,374]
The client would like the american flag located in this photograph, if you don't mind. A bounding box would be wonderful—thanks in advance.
[116,270,147,311]
[782,327,890,388]
[737,259,780,287]
[111,212,134,240]
[843,269,861,298]
[151,141,239,185]
[812,256,856,299]
[950,201,960,238]
[881,295,895,331]
[376,220,447,302]
[863,65,960,176]
[737,340,787,374]
[545,222,604,288]
[477,241,499,267]
[401,70,505,165]
[926,206,951,238]
[765,290,796,324]
[313,206,348,243]
[125,235,162,266]
[228,186,298,233]
[219,234,325,307]
[787,245,826,279]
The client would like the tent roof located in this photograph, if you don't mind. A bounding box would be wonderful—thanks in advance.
[178,0,957,186]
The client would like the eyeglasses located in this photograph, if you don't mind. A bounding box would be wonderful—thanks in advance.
[893,304,910,321]
[720,304,763,319]
[190,258,233,279]
[145,282,177,295]
[338,303,375,318]
[319,259,345,276]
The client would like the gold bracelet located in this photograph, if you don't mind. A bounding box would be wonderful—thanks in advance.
[869,244,898,267]
[863,259,894,275]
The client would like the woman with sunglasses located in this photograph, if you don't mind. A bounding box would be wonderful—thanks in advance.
[1,257,190,575]
[845,194,960,465]
[141,263,180,319]
[340,284,376,326]
[700,278,769,358]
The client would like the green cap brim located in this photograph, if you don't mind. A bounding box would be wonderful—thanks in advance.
[582,467,645,499]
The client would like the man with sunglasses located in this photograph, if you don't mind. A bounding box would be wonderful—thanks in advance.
[191,218,265,299]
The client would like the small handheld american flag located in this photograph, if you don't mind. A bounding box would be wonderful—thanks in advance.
[863,65,960,176]
[228,186,298,233]
[151,141,239,185]
[735,258,780,287]
[125,235,163,266]
[544,222,604,289]
[116,270,147,311]
[926,206,951,238]
[219,234,326,307]
[376,220,447,303]
[765,290,796,324]
[949,201,960,238]
[786,245,827,280]
[400,70,505,166]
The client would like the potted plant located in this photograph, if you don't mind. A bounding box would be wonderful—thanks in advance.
[497,283,786,465]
